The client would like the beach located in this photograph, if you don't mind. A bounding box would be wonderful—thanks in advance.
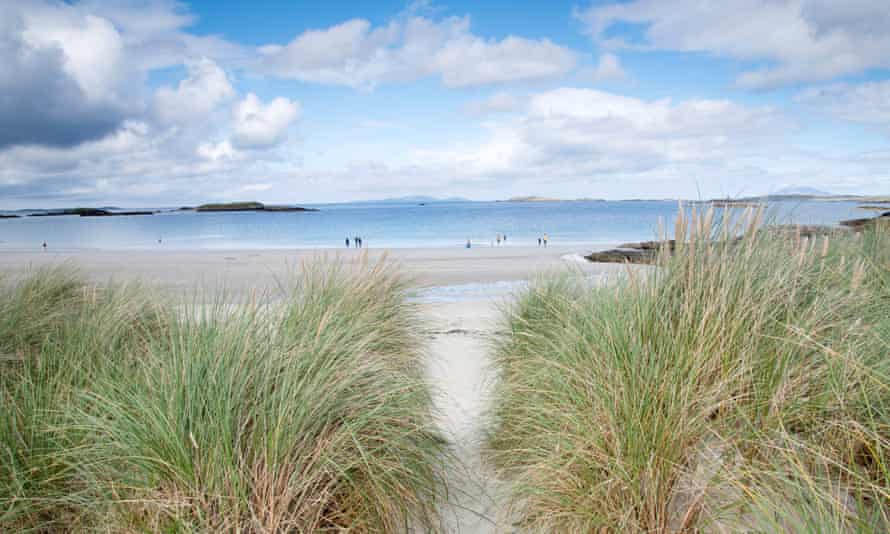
[0,245,622,291]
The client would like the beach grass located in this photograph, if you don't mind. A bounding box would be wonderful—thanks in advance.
[486,209,890,532]
[1,260,449,532]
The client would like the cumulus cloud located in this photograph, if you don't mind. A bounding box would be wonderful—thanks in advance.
[231,94,301,150]
[154,58,235,124]
[446,88,789,181]
[435,33,576,87]
[576,0,890,88]
[0,9,125,149]
[0,1,304,206]
[258,15,576,89]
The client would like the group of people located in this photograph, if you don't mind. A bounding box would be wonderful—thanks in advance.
[463,232,549,249]
[345,236,364,248]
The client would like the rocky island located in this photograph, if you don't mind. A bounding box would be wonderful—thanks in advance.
[192,202,318,212]
[27,208,154,217]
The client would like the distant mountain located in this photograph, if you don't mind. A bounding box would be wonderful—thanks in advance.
[773,186,832,196]
[501,196,607,203]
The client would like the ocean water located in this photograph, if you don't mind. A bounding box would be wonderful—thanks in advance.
[0,200,868,251]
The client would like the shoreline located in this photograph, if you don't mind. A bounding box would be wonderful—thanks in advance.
[0,245,627,292]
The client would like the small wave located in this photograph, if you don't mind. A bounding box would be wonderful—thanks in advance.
[561,253,590,264]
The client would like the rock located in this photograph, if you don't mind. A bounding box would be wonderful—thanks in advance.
[585,248,657,264]
[79,210,154,217]
[195,202,318,212]
[28,208,153,217]
[617,240,677,251]
[0,214,21,219]
[839,212,890,229]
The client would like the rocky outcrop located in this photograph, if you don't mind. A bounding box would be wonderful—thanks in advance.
[585,248,658,264]
[617,240,677,251]
[839,212,890,229]
[195,202,318,212]
[585,224,858,264]
[28,208,154,217]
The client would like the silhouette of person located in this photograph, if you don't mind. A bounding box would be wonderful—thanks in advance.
[346,237,350,248]
[496,234,501,246]
[465,238,471,249]
[543,233,548,247]
[42,242,47,251]
[538,237,542,247]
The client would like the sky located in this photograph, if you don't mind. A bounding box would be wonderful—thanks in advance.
[2,0,890,208]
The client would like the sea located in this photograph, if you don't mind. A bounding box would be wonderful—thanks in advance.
[0,199,870,251]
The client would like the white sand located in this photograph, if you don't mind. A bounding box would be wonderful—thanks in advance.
[1,245,628,533]
[425,301,507,532]
[0,245,617,291]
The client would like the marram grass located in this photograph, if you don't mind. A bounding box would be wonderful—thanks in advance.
[1,260,449,532]
[486,209,890,532]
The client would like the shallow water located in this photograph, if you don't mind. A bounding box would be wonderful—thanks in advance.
[0,199,865,251]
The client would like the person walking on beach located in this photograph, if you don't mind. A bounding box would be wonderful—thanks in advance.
[346,237,350,248]
[543,233,549,247]
[354,236,360,248]
[496,233,501,246]
[42,242,47,251]
[358,236,363,248]
[538,237,542,247]
[466,238,471,249]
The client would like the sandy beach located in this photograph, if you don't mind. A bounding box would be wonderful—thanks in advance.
[0,245,622,291]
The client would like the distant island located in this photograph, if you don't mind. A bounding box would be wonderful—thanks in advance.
[0,202,319,220]
[501,196,606,203]
[379,195,469,203]
[192,202,318,213]
[28,208,154,217]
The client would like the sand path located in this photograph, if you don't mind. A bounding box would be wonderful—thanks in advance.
[424,300,509,533]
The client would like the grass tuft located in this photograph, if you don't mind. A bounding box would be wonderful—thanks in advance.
[486,209,890,532]
[1,260,449,532]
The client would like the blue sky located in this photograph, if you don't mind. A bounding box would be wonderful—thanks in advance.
[2,0,890,207]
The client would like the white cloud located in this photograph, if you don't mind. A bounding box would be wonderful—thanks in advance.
[576,0,890,88]
[447,88,789,181]
[797,81,890,128]
[19,7,126,102]
[231,93,301,149]
[0,0,309,206]
[590,53,626,83]
[258,15,576,89]
[435,34,576,88]
[0,5,127,149]
[462,92,523,116]
[154,58,235,124]
[197,140,237,162]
